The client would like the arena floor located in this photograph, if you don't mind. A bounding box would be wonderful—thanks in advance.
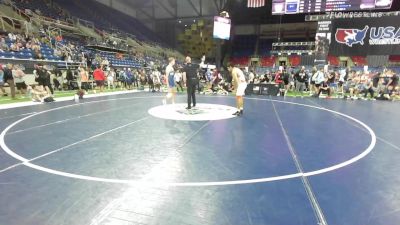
[0,92,399,225]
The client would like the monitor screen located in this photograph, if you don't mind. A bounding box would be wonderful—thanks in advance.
[213,16,231,40]
[272,0,393,15]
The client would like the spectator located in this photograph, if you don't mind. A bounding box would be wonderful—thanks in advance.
[118,68,127,90]
[313,67,325,97]
[33,49,43,59]
[139,69,146,87]
[8,33,16,42]
[343,71,358,100]
[101,58,109,67]
[248,70,255,84]
[12,65,27,97]
[174,69,183,92]
[25,41,32,49]
[36,64,53,95]
[327,71,337,94]
[53,67,63,91]
[66,68,74,90]
[145,70,153,92]
[80,67,89,93]
[125,68,133,90]
[31,85,49,102]
[386,70,398,94]
[10,43,20,52]
[0,38,9,52]
[93,65,105,92]
[0,65,7,96]
[309,66,318,95]
[132,69,139,88]
[317,77,332,98]
[361,77,374,99]
[152,69,161,92]
[3,64,16,99]
[274,70,284,96]
[294,66,308,97]
[338,68,347,94]
[211,70,222,93]
[282,69,290,94]
[106,67,115,90]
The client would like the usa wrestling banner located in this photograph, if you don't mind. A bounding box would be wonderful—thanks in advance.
[329,16,400,56]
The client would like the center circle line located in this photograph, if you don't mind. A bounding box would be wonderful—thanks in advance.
[0,96,376,186]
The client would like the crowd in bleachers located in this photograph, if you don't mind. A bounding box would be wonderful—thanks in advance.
[246,66,400,101]
[0,31,66,60]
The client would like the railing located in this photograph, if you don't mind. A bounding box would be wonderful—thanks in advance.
[75,17,94,30]
[7,1,31,22]
[6,0,77,32]
[0,13,31,33]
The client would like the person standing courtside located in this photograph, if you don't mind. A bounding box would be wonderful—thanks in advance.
[228,63,247,116]
[294,66,308,97]
[93,65,105,93]
[182,56,199,110]
[3,64,15,99]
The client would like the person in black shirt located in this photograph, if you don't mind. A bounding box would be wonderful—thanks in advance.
[66,68,74,90]
[53,67,63,91]
[294,66,308,97]
[182,56,199,110]
[387,72,398,94]
[3,64,15,99]
[36,64,54,95]
[317,77,332,98]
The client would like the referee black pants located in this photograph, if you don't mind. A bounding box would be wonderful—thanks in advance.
[187,82,197,108]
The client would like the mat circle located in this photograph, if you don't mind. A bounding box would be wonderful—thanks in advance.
[148,103,238,121]
[0,96,376,186]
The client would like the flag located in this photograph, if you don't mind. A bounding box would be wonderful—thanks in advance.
[247,0,265,8]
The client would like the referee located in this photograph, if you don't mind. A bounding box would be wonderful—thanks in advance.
[182,56,199,110]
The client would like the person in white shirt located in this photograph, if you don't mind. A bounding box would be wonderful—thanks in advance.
[174,69,183,92]
[152,69,161,92]
[228,63,247,116]
[107,67,115,90]
[248,70,255,84]
[314,67,326,95]
[338,68,347,94]
[12,65,27,97]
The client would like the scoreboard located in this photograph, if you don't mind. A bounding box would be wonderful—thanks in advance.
[272,0,393,15]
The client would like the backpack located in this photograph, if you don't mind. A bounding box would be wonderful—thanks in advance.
[43,96,55,102]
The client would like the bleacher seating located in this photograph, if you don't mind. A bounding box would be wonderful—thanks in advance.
[260,56,275,67]
[327,55,339,66]
[53,0,163,45]
[351,56,367,66]
[97,51,140,67]
[389,55,400,63]
[289,55,301,66]
[12,0,166,47]
[230,56,249,66]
